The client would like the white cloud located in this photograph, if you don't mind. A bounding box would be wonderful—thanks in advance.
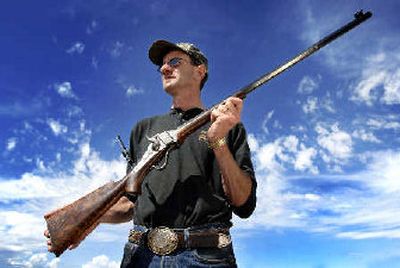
[240,133,400,241]
[247,134,259,152]
[7,252,60,268]
[82,255,119,268]
[249,134,318,175]
[47,258,60,268]
[301,94,335,115]
[320,93,335,113]
[352,70,385,106]
[110,41,124,58]
[126,85,144,97]
[0,211,45,252]
[0,99,43,117]
[54,81,76,99]
[0,141,126,254]
[337,230,400,240]
[237,134,319,230]
[255,140,284,172]
[316,123,353,162]
[261,110,274,134]
[382,69,400,104]
[298,75,319,94]
[299,5,400,108]
[66,105,83,118]
[0,174,57,200]
[66,42,85,54]
[352,52,400,106]
[86,20,98,34]
[92,56,98,69]
[47,118,68,136]
[352,129,381,143]
[367,116,400,131]
[363,150,400,193]
[302,97,318,114]
[7,137,17,151]
[294,144,318,174]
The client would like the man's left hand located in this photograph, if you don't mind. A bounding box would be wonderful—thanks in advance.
[207,97,243,143]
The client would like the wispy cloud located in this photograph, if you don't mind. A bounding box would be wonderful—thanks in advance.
[126,85,144,97]
[299,4,400,108]
[0,100,44,117]
[294,144,318,174]
[261,110,274,134]
[6,137,17,151]
[82,255,119,268]
[315,122,353,164]
[298,75,320,94]
[47,118,68,136]
[0,141,126,254]
[239,132,400,240]
[352,129,381,143]
[86,20,98,35]
[92,56,99,69]
[367,115,400,131]
[110,41,124,58]
[7,252,60,268]
[54,81,77,99]
[302,96,318,114]
[247,134,318,176]
[351,52,400,106]
[66,42,85,54]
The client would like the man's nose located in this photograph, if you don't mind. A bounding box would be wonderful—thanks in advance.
[160,63,173,75]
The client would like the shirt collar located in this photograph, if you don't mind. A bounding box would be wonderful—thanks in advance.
[170,107,204,120]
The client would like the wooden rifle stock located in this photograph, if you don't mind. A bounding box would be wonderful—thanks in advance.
[44,145,169,257]
[44,176,128,257]
[44,11,372,257]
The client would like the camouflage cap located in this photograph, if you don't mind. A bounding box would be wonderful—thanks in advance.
[148,40,208,69]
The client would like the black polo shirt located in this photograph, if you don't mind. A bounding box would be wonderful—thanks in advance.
[128,108,256,228]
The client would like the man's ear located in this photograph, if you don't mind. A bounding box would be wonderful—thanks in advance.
[196,64,207,80]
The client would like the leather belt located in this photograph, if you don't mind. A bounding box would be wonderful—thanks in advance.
[128,226,232,256]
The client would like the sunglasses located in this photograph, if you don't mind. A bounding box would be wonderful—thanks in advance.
[157,57,186,73]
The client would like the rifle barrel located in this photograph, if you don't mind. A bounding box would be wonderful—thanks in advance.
[234,10,372,99]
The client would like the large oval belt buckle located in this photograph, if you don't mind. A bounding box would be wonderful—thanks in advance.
[147,227,178,255]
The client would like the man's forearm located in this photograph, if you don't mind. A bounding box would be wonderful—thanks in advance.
[213,144,252,207]
[100,196,134,224]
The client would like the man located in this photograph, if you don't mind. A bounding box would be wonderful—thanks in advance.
[46,40,257,267]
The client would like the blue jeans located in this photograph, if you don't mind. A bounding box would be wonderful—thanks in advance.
[120,224,237,268]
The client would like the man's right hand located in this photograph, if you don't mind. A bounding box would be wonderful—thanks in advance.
[44,229,53,252]
[44,229,81,252]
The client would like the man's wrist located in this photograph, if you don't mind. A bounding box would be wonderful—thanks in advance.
[208,136,227,150]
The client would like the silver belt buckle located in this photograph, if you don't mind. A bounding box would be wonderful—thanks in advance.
[147,227,179,255]
[128,230,143,244]
[217,233,232,248]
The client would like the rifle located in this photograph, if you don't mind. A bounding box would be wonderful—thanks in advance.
[44,10,372,257]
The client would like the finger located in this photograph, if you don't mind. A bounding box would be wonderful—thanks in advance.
[218,103,227,112]
[210,108,219,122]
[228,97,243,112]
[224,101,236,113]
[69,242,80,250]
[215,105,226,116]
[44,229,50,238]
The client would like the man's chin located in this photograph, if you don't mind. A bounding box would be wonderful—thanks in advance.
[163,84,176,95]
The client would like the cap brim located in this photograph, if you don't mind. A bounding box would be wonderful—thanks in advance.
[148,40,185,66]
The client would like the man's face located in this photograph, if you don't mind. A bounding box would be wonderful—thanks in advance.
[159,50,198,94]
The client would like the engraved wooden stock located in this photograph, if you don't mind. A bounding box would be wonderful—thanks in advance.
[44,145,167,257]
[44,175,129,257]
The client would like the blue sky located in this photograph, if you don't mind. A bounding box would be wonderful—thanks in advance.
[1,0,400,267]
